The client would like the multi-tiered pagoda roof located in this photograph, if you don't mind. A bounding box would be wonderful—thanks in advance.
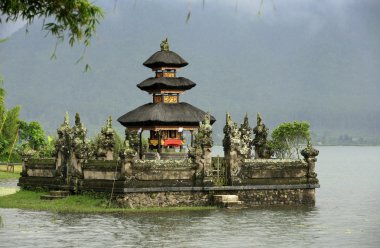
[118,39,215,130]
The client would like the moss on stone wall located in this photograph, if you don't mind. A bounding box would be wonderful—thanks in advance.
[242,159,307,169]
[26,158,56,169]
[132,159,196,171]
[237,177,310,185]
[117,191,211,208]
[237,188,315,205]
[27,158,56,165]
[116,188,316,208]
[125,179,195,188]
[82,160,119,170]
[18,176,65,190]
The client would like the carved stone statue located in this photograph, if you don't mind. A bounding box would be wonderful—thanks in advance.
[20,146,37,177]
[70,113,89,178]
[125,128,139,153]
[55,112,72,178]
[160,38,170,51]
[301,140,319,183]
[222,113,242,185]
[188,113,213,185]
[252,113,273,159]
[96,116,116,160]
[119,139,137,178]
[239,113,253,159]
[198,113,213,148]
[72,113,89,159]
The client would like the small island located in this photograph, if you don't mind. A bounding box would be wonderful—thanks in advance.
[17,40,320,209]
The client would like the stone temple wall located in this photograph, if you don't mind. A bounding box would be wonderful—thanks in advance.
[117,187,316,208]
[117,191,210,208]
[17,113,319,207]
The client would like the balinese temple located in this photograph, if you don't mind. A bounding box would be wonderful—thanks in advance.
[118,39,216,157]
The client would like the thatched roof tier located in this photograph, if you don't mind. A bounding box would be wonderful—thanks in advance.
[137,77,196,91]
[143,51,188,69]
[118,102,216,127]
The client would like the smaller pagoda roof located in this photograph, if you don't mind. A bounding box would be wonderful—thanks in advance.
[117,102,216,128]
[137,77,196,91]
[143,39,188,69]
[143,51,188,69]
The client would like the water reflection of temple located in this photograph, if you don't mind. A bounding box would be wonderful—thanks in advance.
[117,39,215,158]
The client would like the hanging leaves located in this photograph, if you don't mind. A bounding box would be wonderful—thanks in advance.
[0,0,103,48]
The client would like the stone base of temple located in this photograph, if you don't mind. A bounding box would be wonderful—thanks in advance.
[18,153,320,207]
[117,185,318,208]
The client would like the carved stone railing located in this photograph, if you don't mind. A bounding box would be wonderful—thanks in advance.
[227,158,318,185]
[126,159,197,187]
[24,158,57,177]
[82,160,120,180]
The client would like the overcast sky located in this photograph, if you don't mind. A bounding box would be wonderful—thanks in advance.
[1,0,379,139]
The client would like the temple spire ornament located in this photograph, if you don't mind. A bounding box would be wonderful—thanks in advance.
[64,111,69,125]
[160,38,169,51]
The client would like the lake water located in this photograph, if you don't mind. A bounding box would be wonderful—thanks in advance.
[1,146,380,247]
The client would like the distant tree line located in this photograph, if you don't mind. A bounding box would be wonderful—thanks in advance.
[0,85,53,162]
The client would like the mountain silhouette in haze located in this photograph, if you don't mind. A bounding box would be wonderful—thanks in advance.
[1,0,379,143]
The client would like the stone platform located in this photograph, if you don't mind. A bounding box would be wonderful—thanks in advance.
[118,184,320,208]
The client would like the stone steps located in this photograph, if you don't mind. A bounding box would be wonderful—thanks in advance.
[40,190,70,200]
[213,194,244,209]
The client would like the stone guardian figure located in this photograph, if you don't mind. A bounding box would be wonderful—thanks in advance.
[55,112,72,179]
[252,113,273,159]
[223,113,243,185]
[188,113,213,186]
[70,113,89,178]
[239,113,253,159]
[301,140,319,184]
[96,116,116,160]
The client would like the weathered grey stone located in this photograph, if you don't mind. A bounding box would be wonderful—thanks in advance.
[223,113,243,185]
[133,169,194,181]
[117,187,316,208]
[213,194,239,202]
[96,116,116,160]
[55,112,72,178]
[252,113,273,159]
[25,159,56,178]
[117,191,210,208]
[27,168,55,177]
[188,113,214,185]
[83,170,120,180]
[239,113,253,159]
[301,142,319,182]
[239,159,308,179]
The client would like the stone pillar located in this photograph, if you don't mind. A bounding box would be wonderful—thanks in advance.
[96,116,115,161]
[252,112,272,159]
[21,154,33,177]
[225,149,240,185]
[190,130,194,147]
[223,113,243,185]
[56,151,63,174]
[70,113,89,178]
[121,156,134,179]
[119,140,137,179]
[70,154,84,178]
[158,131,162,154]
[202,145,213,186]
[139,130,143,159]
[105,150,113,160]
[189,114,214,186]
[55,112,72,179]
[301,143,319,184]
